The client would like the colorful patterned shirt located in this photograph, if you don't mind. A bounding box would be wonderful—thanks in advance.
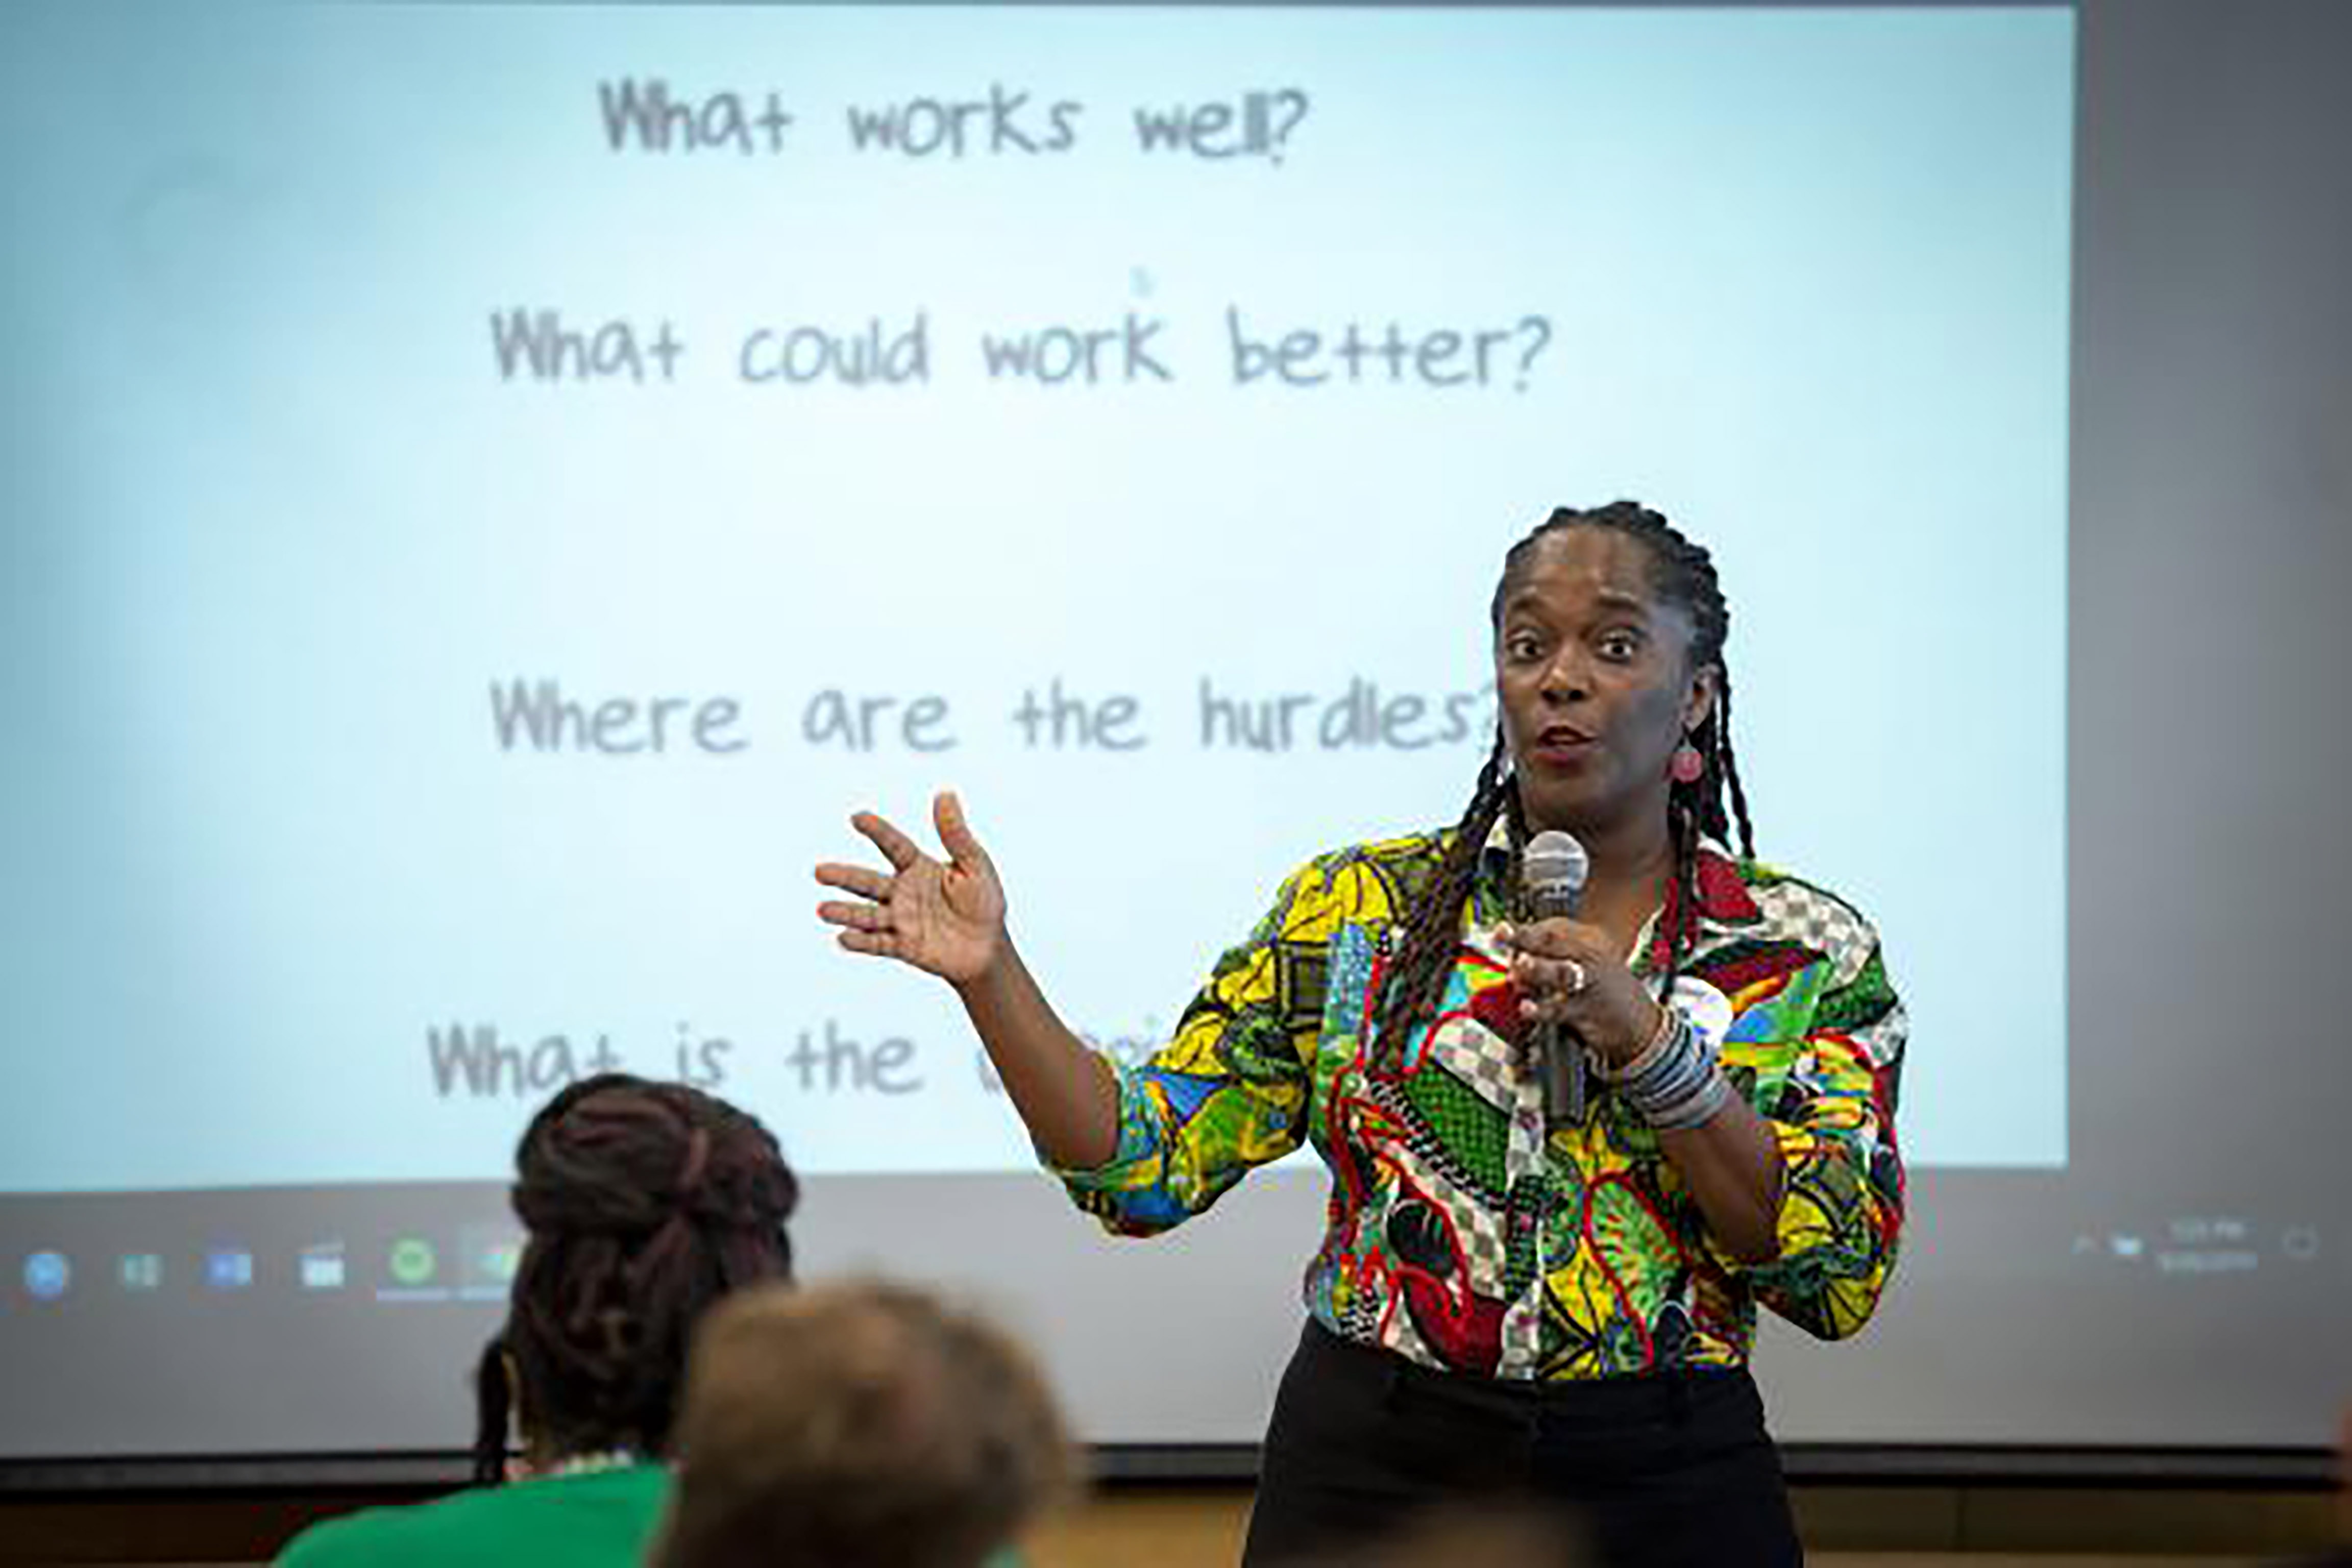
[1057,826,1906,1381]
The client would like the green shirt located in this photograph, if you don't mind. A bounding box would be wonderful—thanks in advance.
[278,1464,669,1568]
[276,1463,1031,1568]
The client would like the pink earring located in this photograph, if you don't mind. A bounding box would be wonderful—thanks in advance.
[1670,739,1706,785]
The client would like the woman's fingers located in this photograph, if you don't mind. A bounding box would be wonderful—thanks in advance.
[933,790,992,875]
[813,862,892,900]
[1516,976,1583,1022]
[816,899,892,932]
[1510,953,1588,996]
[1497,917,1601,959]
[835,928,901,958]
[1502,939,1650,1061]
[850,810,927,872]
[1501,919,1608,1013]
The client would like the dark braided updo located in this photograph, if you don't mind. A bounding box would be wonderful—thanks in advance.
[471,1073,798,1483]
[1372,502,1755,1062]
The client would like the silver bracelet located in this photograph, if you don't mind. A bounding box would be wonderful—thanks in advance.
[1612,1010,1734,1130]
[1596,1003,1679,1086]
[1645,1062,1734,1131]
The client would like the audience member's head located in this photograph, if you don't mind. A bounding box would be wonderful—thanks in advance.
[473,1073,799,1483]
[652,1278,1077,1568]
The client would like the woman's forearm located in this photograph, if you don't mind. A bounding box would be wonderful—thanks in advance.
[954,939,1122,1169]
[1659,1096,1784,1264]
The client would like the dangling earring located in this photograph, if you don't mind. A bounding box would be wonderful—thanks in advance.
[1670,736,1706,785]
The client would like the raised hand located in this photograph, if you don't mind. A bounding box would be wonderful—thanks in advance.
[815,792,1007,986]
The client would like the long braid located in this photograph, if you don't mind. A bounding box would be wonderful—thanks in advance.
[1372,730,1516,1062]
[1659,792,1703,1015]
[477,1073,798,1483]
[1376,500,1757,1051]
[1711,668,1755,859]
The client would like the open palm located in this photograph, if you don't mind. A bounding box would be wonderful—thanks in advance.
[815,792,1006,985]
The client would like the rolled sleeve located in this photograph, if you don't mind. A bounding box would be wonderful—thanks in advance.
[1738,941,1908,1340]
[1051,861,1332,1237]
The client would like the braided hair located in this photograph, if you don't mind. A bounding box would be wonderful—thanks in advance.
[471,1073,799,1483]
[1372,501,1754,1060]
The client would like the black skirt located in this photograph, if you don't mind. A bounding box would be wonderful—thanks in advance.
[1242,1319,1803,1568]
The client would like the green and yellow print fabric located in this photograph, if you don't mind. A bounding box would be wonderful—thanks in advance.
[1058,830,1906,1381]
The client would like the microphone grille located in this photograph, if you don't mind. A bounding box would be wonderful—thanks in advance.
[1522,829,1589,896]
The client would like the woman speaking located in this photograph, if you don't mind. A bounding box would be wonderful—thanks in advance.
[816,502,1906,1567]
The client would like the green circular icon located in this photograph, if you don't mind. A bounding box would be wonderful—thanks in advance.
[389,1238,438,1288]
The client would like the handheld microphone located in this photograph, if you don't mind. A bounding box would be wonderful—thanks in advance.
[1520,830,1590,1129]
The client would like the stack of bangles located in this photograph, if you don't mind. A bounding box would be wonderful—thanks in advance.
[1595,1007,1734,1130]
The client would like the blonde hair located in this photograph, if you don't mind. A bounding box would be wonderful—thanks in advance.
[653,1278,1077,1568]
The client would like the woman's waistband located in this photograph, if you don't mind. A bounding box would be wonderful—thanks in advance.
[1298,1314,1760,1426]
